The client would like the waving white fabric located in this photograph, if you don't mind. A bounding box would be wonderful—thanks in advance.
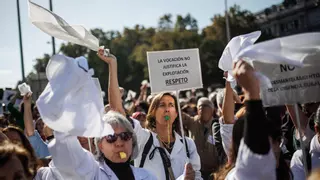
[36,55,114,137]
[237,33,320,66]
[218,31,261,87]
[237,33,320,88]
[28,0,99,51]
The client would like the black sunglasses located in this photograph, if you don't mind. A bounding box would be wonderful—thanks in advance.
[104,132,133,143]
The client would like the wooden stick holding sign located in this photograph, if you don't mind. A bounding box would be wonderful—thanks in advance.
[147,49,203,160]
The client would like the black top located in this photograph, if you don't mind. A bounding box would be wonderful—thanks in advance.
[163,142,175,153]
[244,100,270,155]
[104,157,135,180]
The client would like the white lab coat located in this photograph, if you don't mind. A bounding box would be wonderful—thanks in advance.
[34,161,64,180]
[46,131,157,180]
[226,140,276,180]
[219,119,276,180]
[290,134,320,180]
[132,119,202,180]
[219,117,234,158]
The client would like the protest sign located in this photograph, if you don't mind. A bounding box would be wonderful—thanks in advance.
[147,49,203,93]
[253,61,320,106]
[2,90,16,105]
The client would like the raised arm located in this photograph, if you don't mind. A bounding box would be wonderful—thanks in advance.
[136,84,148,103]
[97,48,125,116]
[233,60,269,154]
[232,60,276,180]
[23,93,35,136]
[222,80,235,124]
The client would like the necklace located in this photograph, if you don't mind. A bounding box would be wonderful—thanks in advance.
[157,135,174,149]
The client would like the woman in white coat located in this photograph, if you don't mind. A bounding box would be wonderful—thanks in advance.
[46,110,156,180]
[36,49,156,180]
[97,49,202,180]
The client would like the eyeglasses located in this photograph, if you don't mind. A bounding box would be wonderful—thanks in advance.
[104,132,133,143]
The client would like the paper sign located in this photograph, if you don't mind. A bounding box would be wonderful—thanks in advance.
[147,49,203,93]
[2,90,16,105]
[253,61,320,106]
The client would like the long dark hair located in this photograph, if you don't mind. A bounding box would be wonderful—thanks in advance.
[215,117,245,180]
[146,92,181,135]
[2,126,40,177]
[0,140,35,178]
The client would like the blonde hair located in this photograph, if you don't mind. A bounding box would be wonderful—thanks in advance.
[309,168,320,180]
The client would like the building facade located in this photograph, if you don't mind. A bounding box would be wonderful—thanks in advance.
[255,0,320,37]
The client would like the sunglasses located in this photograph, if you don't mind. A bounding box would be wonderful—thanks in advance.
[104,132,133,143]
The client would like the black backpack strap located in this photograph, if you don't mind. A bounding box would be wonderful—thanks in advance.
[306,149,312,173]
[139,132,153,168]
[180,138,190,158]
[154,147,171,180]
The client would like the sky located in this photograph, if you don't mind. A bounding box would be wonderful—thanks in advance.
[0,0,282,88]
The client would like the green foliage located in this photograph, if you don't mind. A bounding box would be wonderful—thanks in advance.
[29,5,273,94]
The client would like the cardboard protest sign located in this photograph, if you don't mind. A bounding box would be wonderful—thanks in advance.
[253,61,320,106]
[147,49,203,93]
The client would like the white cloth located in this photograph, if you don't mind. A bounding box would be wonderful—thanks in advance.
[219,117,234,159]
[218,31,261,88]
[35,161,63,180]
[28,0,100,51]
[47,131,157,180]
[291,134,320,180]
[219,32,320,89]
[36,54,113,137]
[237,33,320,88]
[132,119,203,180]
[226,140,276,180]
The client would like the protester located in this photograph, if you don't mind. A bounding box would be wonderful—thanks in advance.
[0,141,35,180]
[22,93,50,158]
[47,110,156,180]
[1,126,40,179]
[290,104,320,179]
[97,49,201,180]
[215,60,277,179]
[7,93,27,130]
[182,97,225,180]
[131,112,147,128]
[37,50,157,180]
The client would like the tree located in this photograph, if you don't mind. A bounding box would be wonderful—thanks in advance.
[33,54,51,73]
[204,5,258,45]
[174,14,198,32]
[158,14,173,30]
